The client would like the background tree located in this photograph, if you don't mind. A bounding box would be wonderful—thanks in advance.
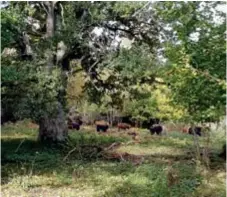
[1,1,161,142]
[154,1,226,123]
[2,2,225,143]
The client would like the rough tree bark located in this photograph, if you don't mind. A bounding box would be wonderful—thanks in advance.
[38,1,68,143]
[38,103,68,142]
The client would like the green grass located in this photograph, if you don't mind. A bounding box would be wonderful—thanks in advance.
[1,121,226,197]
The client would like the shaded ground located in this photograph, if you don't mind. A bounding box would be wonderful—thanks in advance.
[1,121,226,197]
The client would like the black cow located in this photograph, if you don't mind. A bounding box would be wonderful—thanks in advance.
[97,125,109,132]
[73,116,83,130]
[142,118,160,129]
[113,116,136,127]
[149,124,163,135]
[72,123,80,130]
[95,120,109,132]
[188,127,202,136]
[121,116,135,126]
[67,111,83,130]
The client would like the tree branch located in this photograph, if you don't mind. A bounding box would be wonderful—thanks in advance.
[39,2,49,14]
[59,2,65,27]
[131,1,152,17]
[71,68,84,75]
[88,59,100,73]
[103,23,135,37]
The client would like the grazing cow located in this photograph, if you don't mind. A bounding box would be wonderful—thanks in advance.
[72,118,83,130]
[67,112,83,130]
[68,120,82,130]
[182,126,202,136]
[113,116,136,127]
[118,123,131,131]
[182,127,188,133]
[149,124,163,135]
[95,120,109,132]
[121,116,132,124]
[71,123,80,130]
[188,127,202,136]
[142,118,160,129]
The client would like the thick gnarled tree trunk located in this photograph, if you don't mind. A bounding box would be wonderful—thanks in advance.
[38,117,68,142]
[38,1,68,143]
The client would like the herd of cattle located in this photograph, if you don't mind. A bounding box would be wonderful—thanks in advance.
[67,113,204,136]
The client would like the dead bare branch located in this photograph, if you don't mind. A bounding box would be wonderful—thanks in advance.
[63,147,78,161]
[15,138,26,152]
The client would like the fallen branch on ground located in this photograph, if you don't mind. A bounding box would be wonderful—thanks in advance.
[63,147,78,161]
[15,138,26,153]
[102,152,145,166]
[63,142,121,161]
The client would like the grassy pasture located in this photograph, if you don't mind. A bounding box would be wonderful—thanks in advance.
[1,120,226,197]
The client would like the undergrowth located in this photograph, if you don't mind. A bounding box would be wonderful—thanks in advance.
[1,121,226,197]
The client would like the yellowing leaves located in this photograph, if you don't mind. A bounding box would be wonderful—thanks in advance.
[152,85,186,120]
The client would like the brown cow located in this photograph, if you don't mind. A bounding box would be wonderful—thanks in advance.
[118,123,131,131]
[182,127,188,133]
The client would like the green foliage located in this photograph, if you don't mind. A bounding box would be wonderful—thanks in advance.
[1,2,159,123]
[122,85,186,121]
[112,2,145,17]
[1,1,225,134]
[1,4,25,49]
[1,58,64,122]
[106,45,156,85]
[155,1,226,122]
[88,44,160,108]
[22,67,64,120]
[164,62,225,122]
[124,97,157,121]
